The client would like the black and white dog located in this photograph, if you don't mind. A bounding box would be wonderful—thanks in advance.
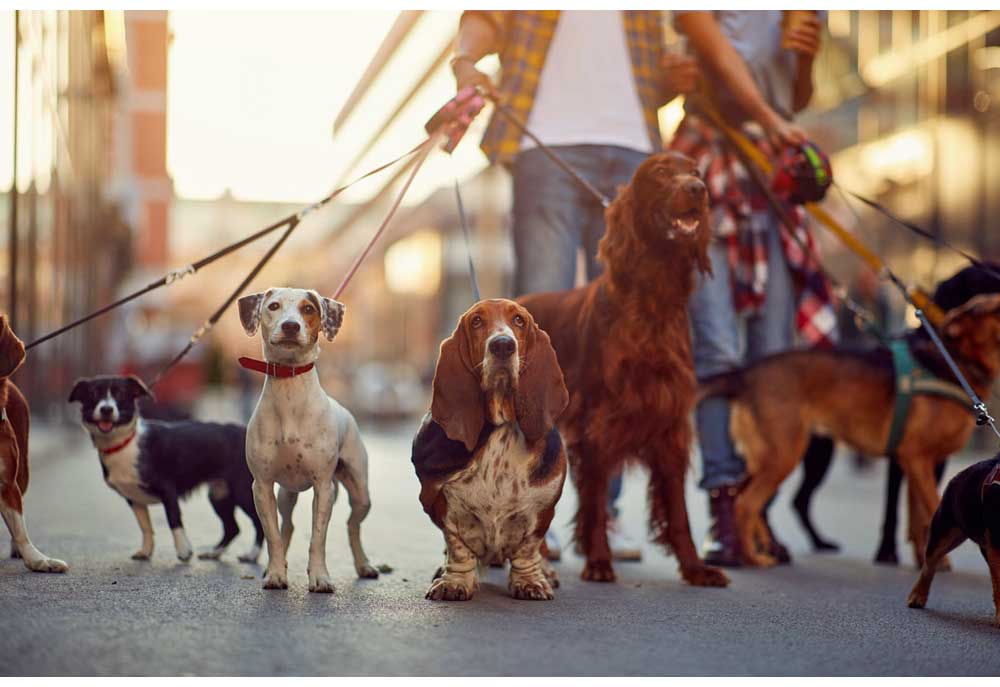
[68,375,263,562]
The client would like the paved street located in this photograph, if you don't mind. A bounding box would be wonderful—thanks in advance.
[2,418,999,676]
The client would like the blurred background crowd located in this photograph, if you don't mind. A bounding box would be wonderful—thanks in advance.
[0,10,997,456]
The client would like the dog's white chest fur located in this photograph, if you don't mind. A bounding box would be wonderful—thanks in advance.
[101,439,158,506]
[442,425,555,560]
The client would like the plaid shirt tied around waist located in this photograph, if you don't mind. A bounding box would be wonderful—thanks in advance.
[670,113,838,348]
[464,10,666,165]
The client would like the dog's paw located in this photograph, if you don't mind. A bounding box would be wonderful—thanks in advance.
[425,576,476,601]
[197,547,225,561]
[907,589,928,609]
[541,559,560,589]
[510,576,554,601]
[681,564,730,588]
[26,556,69,574]
[308,573,335,594]
[131,549,152,561]
[742,551,778,568]
[581,559,616,582]
[237,547,261,564]
[356,564,379,579]
[262,568,289,590]
[874,547,899,566]
[176,548,193,563]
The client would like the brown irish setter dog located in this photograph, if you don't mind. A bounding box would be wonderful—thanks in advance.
[518,151,728,587]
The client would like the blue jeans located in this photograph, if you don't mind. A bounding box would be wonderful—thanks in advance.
[690,213,796,491]
[511,145,649,295]
[511,144,648,514]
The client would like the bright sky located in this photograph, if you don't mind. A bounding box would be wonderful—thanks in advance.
[166,10,489,205]
[0,10,492,204]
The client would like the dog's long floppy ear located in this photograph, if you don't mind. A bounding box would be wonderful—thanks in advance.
[431,320,484,452]
[125,375,154,403]
[67,378,90,404]
[238,291,268,336]
[515,310,569,446]
[0,315,26,379]
[318,293,346,342]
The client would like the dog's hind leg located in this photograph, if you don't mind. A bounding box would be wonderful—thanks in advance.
[902,456,946,570]
[199,484,240,560]
[237,494,264,563]
[0,483,67,573]
[907,505,965,611]
[277,486,298,552]
[336,462,379,579]
[647,431,729,587]
[875,458,904,565]
[157,484,193,562]
[792,436,840,552]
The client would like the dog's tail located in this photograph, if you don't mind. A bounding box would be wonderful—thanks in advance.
[696,369,747,405]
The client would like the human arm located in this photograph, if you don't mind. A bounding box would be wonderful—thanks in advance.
[451,11,502,96]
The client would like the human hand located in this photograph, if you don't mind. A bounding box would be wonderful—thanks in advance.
[783,15,822,59]
[660,53,701,96]
[764,113,808,148]
[452,57,497,98]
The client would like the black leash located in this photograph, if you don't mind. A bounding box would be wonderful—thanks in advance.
[487,95,612,208]
[452,172,481,302]
[24,141,425,351]
[838,186,1000,283]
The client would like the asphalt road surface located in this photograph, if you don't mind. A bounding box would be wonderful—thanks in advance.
[3,419,999,676]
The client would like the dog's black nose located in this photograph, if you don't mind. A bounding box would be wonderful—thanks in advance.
[488,335,516,360]
[99,406,114,418]
[281,321,301,335]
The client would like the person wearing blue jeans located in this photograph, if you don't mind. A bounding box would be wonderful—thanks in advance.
[453,10,682,561]
[671,10,827,566]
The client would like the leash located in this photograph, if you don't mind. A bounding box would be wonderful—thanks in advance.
[23,141,426,351]
[486,94,612,209]
[698,96,1000,444]
[151,133,442,387]
[452,168,481,302]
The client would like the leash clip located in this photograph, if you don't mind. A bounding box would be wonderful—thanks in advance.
[165,264,196,285]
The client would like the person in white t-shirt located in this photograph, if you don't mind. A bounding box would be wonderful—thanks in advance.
[451,10,695,563]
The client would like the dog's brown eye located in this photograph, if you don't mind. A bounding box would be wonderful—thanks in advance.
[267,302,280,311]
[471,315,483,328]
[512,314,525,327]
[302,304,315,315]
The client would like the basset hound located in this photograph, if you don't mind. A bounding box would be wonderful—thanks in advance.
[412,299,569,601]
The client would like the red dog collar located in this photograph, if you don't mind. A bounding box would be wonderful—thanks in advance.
[238,357,315,379]
[101,432,137,456]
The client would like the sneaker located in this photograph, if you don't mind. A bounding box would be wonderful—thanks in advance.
[608,518,642,562]
[544,529,562,561]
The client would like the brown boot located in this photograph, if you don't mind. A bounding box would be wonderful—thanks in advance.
[702,485,742,568]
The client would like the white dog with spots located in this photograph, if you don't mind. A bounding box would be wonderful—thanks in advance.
[238,287,378,593]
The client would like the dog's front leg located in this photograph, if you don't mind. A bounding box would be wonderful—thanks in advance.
[306,480,336,593]
[252,478,288,590]
[129,501,154,560]
[158,485,192,562]
[426,529,479,601]
[509,537,554,601]
[0,483,68,573]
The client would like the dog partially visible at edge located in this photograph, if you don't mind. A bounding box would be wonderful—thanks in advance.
[518,151,728,588]
[0,315,68,573]
[69,375,264,563]
[907,452,1000,627]
[239,287,378,593]
[700,293,1000,568]
[412,298,568,601]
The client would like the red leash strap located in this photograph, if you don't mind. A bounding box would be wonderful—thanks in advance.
[238,357,315,379]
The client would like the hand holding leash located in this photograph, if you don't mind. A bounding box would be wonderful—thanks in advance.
[424,86,485,153]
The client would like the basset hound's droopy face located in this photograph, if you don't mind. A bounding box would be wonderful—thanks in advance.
[431,299,568,451]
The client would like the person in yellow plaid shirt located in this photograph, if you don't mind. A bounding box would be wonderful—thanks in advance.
[452,10,694,564]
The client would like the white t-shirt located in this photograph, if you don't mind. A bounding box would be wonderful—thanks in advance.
[522,11,652,154]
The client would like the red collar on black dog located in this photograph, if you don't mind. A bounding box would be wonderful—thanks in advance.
[101,432,136,456]
[238,357,315,379]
